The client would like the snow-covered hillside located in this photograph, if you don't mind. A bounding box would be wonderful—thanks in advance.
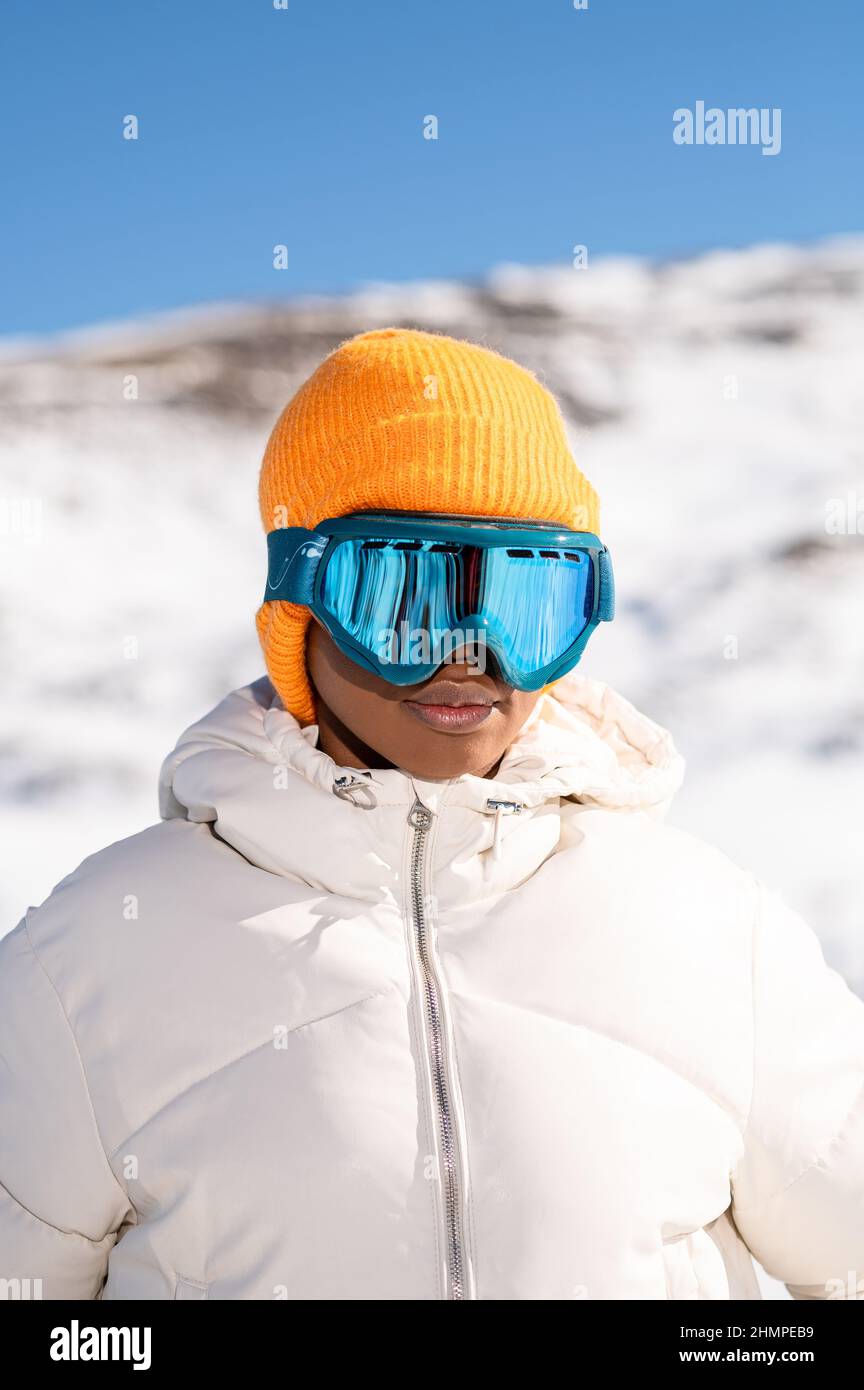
[2,238,863,1011]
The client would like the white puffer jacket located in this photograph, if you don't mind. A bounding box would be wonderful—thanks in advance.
[2,675,863,1301]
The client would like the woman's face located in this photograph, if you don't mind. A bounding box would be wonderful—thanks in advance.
[307,620,543,779]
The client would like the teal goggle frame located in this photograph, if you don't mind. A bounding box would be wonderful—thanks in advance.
[263,511,615,691]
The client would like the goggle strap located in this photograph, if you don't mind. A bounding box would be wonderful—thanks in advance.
[264,527,328,603]
[597,547,615,621]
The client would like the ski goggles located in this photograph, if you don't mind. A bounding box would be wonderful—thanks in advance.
[263,511,614,691]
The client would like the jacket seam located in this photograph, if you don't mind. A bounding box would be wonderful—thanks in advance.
[108,988,393,1161]
[0,1177,116,1247]
[21,915,136,1229]
[458,988,747,1132]
[732,1071,864,1217]
[175,1273,210,1296]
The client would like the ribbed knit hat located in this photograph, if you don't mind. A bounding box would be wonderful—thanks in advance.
[256,327,600,725]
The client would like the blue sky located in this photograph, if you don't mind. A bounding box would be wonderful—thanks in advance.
[2,0,862,335]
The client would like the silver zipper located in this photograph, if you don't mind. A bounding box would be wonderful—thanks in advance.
[407,795,469,1301]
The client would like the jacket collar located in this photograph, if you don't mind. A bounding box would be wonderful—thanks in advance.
[158,673,684,897]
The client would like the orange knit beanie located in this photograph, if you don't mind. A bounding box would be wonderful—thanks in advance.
[256,327,600,725]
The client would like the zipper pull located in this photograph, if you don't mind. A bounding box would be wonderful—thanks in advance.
[407,796,433,830]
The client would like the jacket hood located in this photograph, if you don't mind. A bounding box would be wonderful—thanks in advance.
[158,673,684,886]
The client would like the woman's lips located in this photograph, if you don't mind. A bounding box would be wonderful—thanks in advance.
[403,701,495,731]
[403,678,500,732]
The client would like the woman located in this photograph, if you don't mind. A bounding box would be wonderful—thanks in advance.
[2,328,862,1300]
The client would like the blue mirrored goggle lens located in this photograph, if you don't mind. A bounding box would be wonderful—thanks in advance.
[319,537,595,679]
[482,545,594,678]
